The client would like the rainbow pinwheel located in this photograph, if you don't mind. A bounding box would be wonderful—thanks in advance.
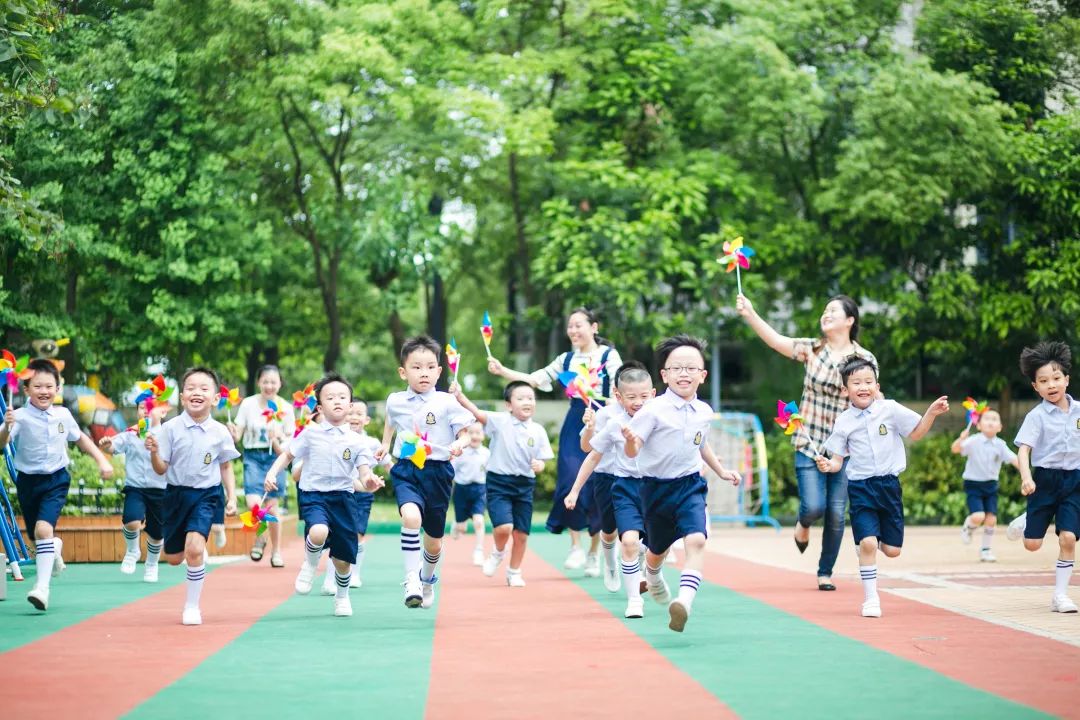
[481,312,494,359]
[0,349,31,402]
[134,375,174,413]
[293,414,311,438]
[217,385,241,423]
[126,417,150,439]
[292,383,316,412]
[239,501,279,536]
[719,236,755,295]
[446,338,460,384]
[962,397,988,430]
[399,430,432,469]
[262,399,285,424]
[774,399,821,455]
[557,361,607,409]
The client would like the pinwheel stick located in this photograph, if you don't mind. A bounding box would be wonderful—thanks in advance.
[736,266,743,296]
[799,426,822,457]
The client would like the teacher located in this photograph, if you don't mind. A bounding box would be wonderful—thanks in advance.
[487,307,622,573]
[736,293,877,590]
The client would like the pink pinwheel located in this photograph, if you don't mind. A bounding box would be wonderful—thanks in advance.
[718,236,755,295]
[481,312,494,359]
[774,399,821,456]
[239,500,279,536]
[445,339,460,384]
[962,397,989,431]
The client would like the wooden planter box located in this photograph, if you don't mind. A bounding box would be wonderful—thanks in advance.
[15,513,298,563]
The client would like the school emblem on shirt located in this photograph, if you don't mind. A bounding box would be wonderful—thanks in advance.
[425,412,436,426]
[878,424,888,436]
[343,448,352,461]
[527,437,535,447]
[1076,418,1080,430]
[693,431,703,446]
[57,422,64,434]
[203,452,212,465]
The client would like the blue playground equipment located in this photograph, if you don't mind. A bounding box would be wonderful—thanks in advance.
[0,392,31,580]
[708,412,781,531]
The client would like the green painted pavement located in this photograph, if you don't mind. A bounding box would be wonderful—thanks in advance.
[0,563,195,653]
[126,539,434,719]
[528,534,1048,720]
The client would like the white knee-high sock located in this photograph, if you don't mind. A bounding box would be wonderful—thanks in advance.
[401,528,421,577]
[305,537,323,568]
[185,564,205,609]
[982,527,994,549]
[1056,559,1074,597]
[335,568,351,599]
[622,558,642,600]
[421,549,440,582]
[145,539,162,568]
[860,564,878,602]
[355,541,366,573]
[122,527,140,556]
[602,539,617,574]
[677,569,702,608]
[34,539,55,591]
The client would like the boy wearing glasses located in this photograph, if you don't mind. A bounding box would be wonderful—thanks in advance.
[623,334,741,632]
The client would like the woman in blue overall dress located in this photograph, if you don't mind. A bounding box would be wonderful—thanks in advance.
[487,308,622,571]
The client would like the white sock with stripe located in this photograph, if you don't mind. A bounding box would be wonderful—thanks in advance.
[677,569,702,608]
[305,538,324,568]
[185,564,205,609]
[860,564,878,602]
[421,550,440,583]
[1056,559,1074,597]
[145,539,162,568]
[622,558,642,600]
[982,527,994,549]
[335,567,351,599]
[122,526,140,555]
[34,539,55,591]
[401,528,421,577]
[602,539,617,575]
[645,561,663,588]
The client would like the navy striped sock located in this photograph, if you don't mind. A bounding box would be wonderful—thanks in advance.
[677,569,702,606]
[401,529,421,576]
[622,560,642,599]
[335,569,351,598]
[860,564,878,602]
[185,564,206,608]
[1056,559,1074,596]
[421,550,441,582]
[146,540,162,566]
[305,538,324,567]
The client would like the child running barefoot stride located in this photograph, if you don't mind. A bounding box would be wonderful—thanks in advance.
[0,359,114,612]
[817,356,949,618]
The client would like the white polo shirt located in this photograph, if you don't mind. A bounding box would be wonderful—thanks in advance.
[626,389,712,480]
[1014,395,1080,470]
[824,399,921,481]
[10,404,81,474]
[156,412,240,489]
[290,421,373,493]
[485,412,554,478]
[384,388,474,462]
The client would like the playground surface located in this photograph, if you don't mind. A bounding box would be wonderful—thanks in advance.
[2,525,1079,719]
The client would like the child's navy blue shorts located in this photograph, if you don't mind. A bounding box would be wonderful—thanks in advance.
[162,485,223,555]
[848,475,904,547]
[585,482,603,536]
[452,482,486,523]
[300,489,358,564]
[486,472,535,533]
[15,468,71,535]
[590,471,618,535]
[641,473,708,555]
[1025,467,1080,540]
[392,459,454,538]
[212,484,226,525]
[123,486,165,539]
[611,476,646,540]
[353,491,374,535]
[963,480,999,516]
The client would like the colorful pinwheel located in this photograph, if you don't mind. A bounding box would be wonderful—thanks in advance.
[0,350,31,404]
[292,383,317,412]
[446,338,460,384]
[293,413,311,438]
[962,397,988,431]
[126,417,150,439]
[262,399,285,424]
[217,385,241,423]
[774,399,820,455]
[239,498,279,537]
[719,236,755,295]
[557,361,607,409]
[399,430,432,469]
[134,375,174,414]
[481,311,494,359]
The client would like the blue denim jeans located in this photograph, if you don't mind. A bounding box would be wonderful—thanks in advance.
[794,452,849,578]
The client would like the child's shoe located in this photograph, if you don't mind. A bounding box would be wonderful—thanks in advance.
[861,598,882,618]
[1006,513,1027,541]
[143,565,159,583]
[667,599,690,632]
[212,524,227,548]
[583,552,600,577]
[270,552,284,568]
[647,575,671,605]
[482,552,503,577]
[403,574,423,608]
[960,525,972,545]
[182,607,202,625]
[421,576,438,608]
[603,563,621,593]
[472,548,485,566]
[121,551,139,575]
[980,548,997,563]
[294,562,316,594]
[624,598,644,619]
[26,587,49,612]
[350,572,361,588]
[506,569,526,587]
[1051,595,1078,613]
[564,546,586,569]
[334,596,353,617]
[320,571,335,596]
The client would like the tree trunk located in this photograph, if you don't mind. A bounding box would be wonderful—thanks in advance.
[63,265,78,383]
[429,269,447,389]
[245,343,262,395]
[322,255,341,371]
[507,152,534,356]
[388,309,406,360]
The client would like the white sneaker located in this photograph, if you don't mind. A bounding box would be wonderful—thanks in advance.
[668,599,690,632]
[334,596,353,617]
[861,598,882,618]
[482,553,503,577]
[648,576,671,605]
[451,523,462,540]
[121,552,139,575]
[143,565,159,583]
[980,549,997,563]
[1051,595,1079,613]
[472,548,485,566]
[1006,513,1027,541]
[604,565,621,593]
[506,570,526,587]
[564,546,586,570]
[624,598,644,619]
[212,524,227,548]
[584,553,600,578]
[320,572,336,596]
[960,525,972,545]
[403,574,423,608]
[182,607,202,625]
[294,562,317,595]
[52,537,65,577]
[421,576,438,609]
[26,587,49,612]
[349,571,361,588]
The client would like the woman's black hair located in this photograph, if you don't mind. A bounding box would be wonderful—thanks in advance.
[255,364,281,382]
[812,294,861,355]
[568,307,611,348]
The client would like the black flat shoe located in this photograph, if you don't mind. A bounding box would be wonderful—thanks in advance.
[817,579,836,591]
[794,535,809,554]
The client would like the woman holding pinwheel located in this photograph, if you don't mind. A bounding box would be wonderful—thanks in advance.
[736,293,877,590]
[486,308,622,573]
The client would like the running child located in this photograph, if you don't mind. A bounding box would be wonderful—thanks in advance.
[0,359,114,611]
[817,356,949,618]
[451,422,490,567]
[146,367,240,626]
[951,408,1018,562]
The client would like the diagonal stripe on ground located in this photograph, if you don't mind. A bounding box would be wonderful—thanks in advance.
[426,533,737,719]
[126,536,435,719]
[528,534,1046,719]
[2,543,298,717]
[701,549,1079,719]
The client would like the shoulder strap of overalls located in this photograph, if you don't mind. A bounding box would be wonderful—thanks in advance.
[561,350,573,373]
[599,346,613,400]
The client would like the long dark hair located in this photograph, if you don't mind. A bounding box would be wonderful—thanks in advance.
[812,295,860,355]
[568,306,611,348]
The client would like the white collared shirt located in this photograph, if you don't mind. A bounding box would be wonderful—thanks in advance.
[960,434,1017,481]
[626,389,712,480]
[485,412,554,478]
[111,427,166,489]
[1014,395,1080,470]
[585,403,640,477]
[10,404,81,474]
[452,445,490,485]
[157,412,240,489]
[824,399,921,481]
[384,388,474,462]
[290,421,373,493]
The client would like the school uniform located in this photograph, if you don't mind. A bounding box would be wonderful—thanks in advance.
[583,404,640,536]
[824,399,921,548]
[385,388,474,538]
[351,434,386,535]
[959,434,1017,515]
[1014,395,1080,540]
[292,421,373,563]
[156,412,240,555]
[10,404,81,533]
[484,412,553,533]
[111,428,167,540]
[626,390,713,554]
[451,445,490,524]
